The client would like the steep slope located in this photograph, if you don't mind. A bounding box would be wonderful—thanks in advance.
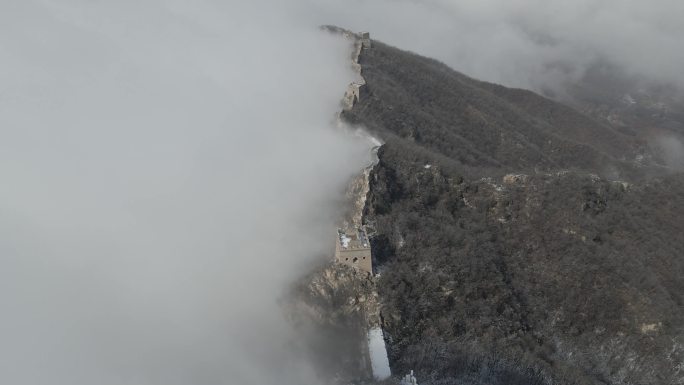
[343,40,684,385]
[342,41,664,180]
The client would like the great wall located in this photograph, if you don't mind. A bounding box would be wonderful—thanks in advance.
[286,28,417,384]
[331,27,419,385]
[332,28,393,383]
[327,26,378,276]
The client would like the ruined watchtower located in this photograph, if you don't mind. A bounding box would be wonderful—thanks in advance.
[335,227,373,274]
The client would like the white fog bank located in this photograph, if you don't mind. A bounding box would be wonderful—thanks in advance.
[0,1,371,384]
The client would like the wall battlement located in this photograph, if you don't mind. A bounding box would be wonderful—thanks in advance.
[322,28,370,111]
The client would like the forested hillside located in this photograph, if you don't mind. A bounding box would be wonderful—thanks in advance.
[342,41,684,385]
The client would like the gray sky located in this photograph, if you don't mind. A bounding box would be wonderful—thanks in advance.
[1,1,683,384]
[315,0,684,93]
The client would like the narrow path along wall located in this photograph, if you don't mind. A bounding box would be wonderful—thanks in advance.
[325,26,381,275]
[325,26,393,383]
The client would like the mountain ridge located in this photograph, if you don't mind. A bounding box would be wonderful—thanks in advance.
[342,40,672,181]
[342,38,684,385]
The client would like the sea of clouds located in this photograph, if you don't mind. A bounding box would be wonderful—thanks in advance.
[2,1,682,384]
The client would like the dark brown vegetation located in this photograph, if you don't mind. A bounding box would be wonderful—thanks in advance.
[342,41,684,385]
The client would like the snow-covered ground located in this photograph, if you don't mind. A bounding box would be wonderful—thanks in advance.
[367,327,391,380]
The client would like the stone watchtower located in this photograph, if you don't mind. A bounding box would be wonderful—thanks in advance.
[360,32,371,49]
[335,227,373,274]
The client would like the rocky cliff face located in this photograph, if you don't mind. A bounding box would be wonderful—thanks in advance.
[285,263,382,384]
[342,39,684,385]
